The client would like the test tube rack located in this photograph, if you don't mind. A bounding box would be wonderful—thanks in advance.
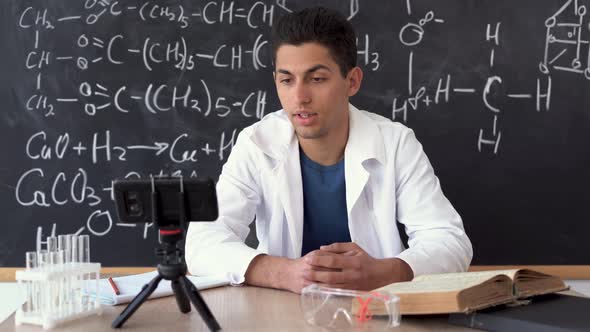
[15,262,102,329]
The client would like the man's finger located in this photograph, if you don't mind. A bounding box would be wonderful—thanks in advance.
[310,265,341,272]
[306,254,359,269]
[303,251,341,271]
[303,270,350,285]
[342,250,358,256]
[320,242,359,253]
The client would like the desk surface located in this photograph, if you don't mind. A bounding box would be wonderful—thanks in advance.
[1,285,475,332]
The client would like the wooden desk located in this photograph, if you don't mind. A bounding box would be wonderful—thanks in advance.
[1,286,475,332]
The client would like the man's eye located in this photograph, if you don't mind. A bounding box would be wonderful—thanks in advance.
[280,78,291,84]
[312,77,326,82]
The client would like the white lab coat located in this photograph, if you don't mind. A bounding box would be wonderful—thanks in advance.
[185,104,472,283]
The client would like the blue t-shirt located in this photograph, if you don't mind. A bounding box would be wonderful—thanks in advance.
[300,148,351,256]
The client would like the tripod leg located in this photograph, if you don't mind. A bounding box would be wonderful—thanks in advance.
[112,274,163,328]
[179,276,221,332]
[172,279,191,313]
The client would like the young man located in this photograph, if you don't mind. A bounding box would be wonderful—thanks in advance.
[185,7,472,294]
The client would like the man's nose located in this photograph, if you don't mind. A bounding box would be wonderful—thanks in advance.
[294,82,311,104]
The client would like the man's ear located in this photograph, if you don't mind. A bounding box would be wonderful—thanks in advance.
[347,67,363,97]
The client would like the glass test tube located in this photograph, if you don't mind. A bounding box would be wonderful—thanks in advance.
[26,251,37,269]
[78,235,90,310]
[50,250,65,316]
[47,236,58,252]
[36,250,50,313]
[58,235,72,313]
[49,250,64,265]
[58,235,73,313]
[58,235,72,263]
[37,250,49,269]
[25,252,38,314]
[78,235,90,263]
[71,235,79,263]
[70,235,80,313]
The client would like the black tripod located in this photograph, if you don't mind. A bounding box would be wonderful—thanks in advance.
[112,177,221,331]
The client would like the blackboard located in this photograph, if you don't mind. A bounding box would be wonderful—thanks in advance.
[1,0,589,267]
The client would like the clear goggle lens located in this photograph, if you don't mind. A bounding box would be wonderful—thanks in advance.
[301,284,401,330]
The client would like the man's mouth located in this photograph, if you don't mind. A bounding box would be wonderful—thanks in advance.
[293,112,318,125]
[295,112,317,118]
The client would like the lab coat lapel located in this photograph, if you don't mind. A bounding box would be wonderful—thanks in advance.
[344,105,386,248]
[345,106,371,218]
[250,110,303,257]
[276,137,303,257]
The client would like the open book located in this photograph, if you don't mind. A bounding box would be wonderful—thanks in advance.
[363,269,568,315]
[88,270,230,305]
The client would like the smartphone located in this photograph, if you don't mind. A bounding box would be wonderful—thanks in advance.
[113,177,218,227]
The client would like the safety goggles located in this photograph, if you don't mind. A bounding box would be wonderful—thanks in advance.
[301,284,401,330]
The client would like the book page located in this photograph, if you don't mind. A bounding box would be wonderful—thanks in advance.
[412,270,519,283]
[512,269,568,297]
[513,269,556,280]
[377,274,510,294]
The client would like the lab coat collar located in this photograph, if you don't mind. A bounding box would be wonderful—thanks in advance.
[249,104,386,165]
[345,104,386,166]
[249,111,294,161]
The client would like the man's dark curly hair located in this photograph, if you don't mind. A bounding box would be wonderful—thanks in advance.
[271,6,357,77]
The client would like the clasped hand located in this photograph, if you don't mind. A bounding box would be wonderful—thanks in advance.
[286,242,404,293]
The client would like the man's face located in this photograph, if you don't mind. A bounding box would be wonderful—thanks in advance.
[274,42,359,142]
